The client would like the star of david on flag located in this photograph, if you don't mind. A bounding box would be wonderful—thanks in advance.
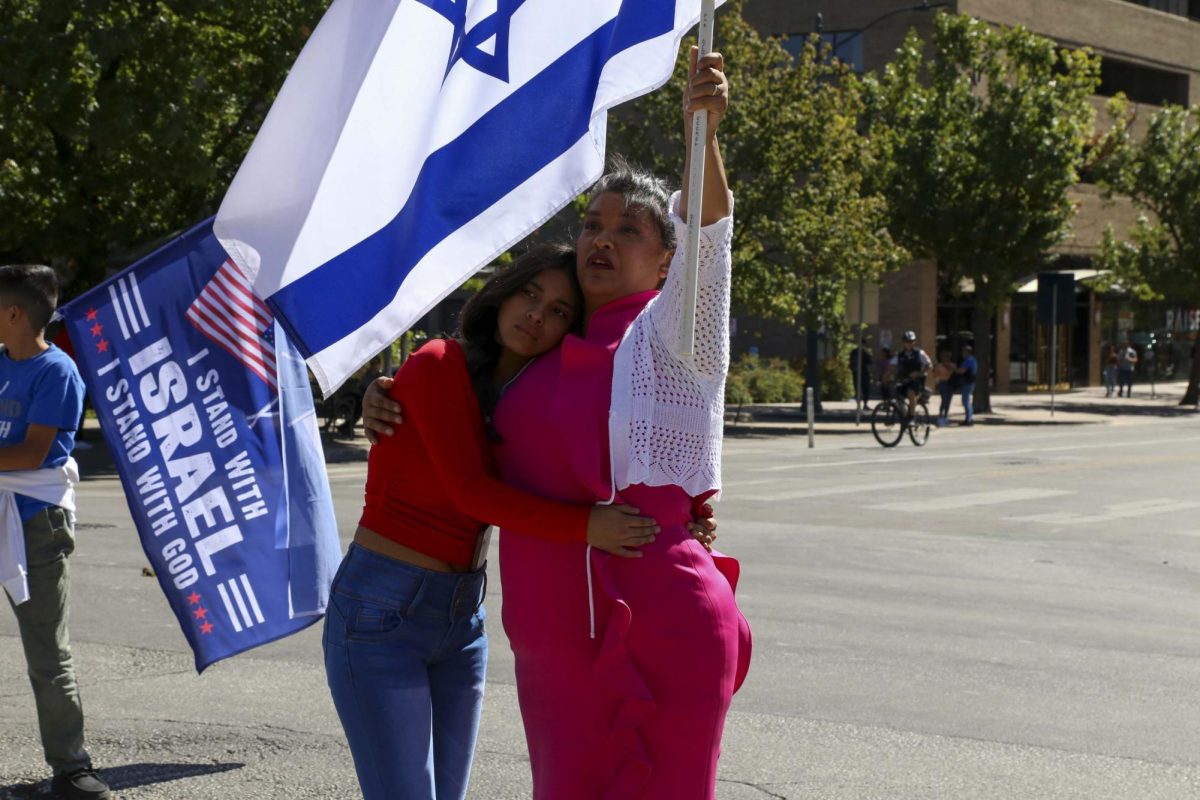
[416,0,525,82]
[214,0,724,395]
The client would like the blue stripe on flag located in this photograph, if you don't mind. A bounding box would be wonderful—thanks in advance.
[268,3,675,358]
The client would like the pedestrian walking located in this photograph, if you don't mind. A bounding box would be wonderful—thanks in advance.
[1117,340,1138,397]
[0,264,110,800]
[957,344,978,426]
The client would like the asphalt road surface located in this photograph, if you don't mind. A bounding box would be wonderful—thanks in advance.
[3,412,1200,799]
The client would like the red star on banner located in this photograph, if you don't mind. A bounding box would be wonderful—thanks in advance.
[96,339,109,353]
[193,607,208,620]
[187,592,202,605]
[90,322,103,337]
[85,308,97,322]
[200,621,214,635]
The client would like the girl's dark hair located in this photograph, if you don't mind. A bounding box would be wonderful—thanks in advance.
[456,242,581,432]
[585,155,677,251]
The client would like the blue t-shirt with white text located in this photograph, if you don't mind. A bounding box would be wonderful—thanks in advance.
[0,345,86,520]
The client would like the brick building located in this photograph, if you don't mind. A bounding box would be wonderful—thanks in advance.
[742,0,1200,391]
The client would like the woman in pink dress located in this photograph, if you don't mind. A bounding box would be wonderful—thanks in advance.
[492,50,749,800]
[365,49,749,799]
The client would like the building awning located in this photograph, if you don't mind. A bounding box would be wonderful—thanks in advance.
[957,269,1109,294]
[1014,269,1104,293]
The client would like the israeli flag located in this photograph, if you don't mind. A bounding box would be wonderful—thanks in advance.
[214,0,723,394]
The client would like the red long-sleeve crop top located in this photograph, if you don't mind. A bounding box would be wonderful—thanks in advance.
[359,338,590,566]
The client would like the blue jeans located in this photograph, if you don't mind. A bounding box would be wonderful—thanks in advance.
[1103,366,1117,396]
[1118,368,1134,397]
[961,383,975,423]
[323,544,488,800]
[936,381,954,419]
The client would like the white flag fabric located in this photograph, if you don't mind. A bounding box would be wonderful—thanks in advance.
[214,0,723,394]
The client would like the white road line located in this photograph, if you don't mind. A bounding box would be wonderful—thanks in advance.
[873,488,1071,513]
[721,478,789,489]
[742,480,936,503]
[1015,499,1200,526]
[747,436,1200,473]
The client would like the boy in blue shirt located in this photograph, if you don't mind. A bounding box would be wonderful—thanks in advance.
[0,264,109,799]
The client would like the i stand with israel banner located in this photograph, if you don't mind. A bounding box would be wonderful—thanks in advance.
[58,222,341,672]
[215,0,724,395]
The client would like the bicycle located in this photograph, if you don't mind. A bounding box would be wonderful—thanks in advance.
[871,389,932,448]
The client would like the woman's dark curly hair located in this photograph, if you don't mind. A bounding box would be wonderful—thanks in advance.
[456,242,581,433]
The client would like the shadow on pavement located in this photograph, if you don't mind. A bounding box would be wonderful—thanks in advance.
[971,417,1090,427]
[1009,401,1199,419]
[1,762,245,798]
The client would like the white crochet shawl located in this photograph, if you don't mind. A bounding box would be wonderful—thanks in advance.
[609,191,732,500]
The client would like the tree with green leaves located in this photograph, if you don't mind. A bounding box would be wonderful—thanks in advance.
[0,0,327,292]
[607,0,906,400]
[1096,102,1200,406]
[864,13,1100,412]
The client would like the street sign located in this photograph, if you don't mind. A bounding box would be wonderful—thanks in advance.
[843,280,880,326]
[1036,273,1074,326]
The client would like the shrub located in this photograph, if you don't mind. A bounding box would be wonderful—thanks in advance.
[728,353,805,403]
[725,372,753,406]
[820,358,855,401]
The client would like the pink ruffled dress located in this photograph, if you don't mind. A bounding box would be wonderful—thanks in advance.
[493,290,752,800]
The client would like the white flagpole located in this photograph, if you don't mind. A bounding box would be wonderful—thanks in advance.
[679,0,717,358]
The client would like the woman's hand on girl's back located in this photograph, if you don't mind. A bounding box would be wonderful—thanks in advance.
[362,376,404,444]
[587,504,660,558]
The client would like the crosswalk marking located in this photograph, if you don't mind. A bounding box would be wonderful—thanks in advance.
[872,488,1071,513]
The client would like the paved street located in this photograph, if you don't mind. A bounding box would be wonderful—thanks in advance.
[3,394,1200,799]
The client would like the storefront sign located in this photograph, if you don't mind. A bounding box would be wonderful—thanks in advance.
[1165,308,1200,333]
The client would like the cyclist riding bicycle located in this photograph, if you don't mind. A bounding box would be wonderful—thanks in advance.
[896,330,931,418]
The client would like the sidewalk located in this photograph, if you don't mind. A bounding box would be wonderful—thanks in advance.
[724,380,1199,438]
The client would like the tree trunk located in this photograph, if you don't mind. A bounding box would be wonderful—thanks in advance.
[1182,336,1200,407]
[972,292,994,414]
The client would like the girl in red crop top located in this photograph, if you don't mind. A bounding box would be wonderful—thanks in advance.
[323,244,665,800]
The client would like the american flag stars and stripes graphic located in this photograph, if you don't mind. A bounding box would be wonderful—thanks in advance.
[217,574,266,633]
[187,591,214,636]
[107,274,151,340]
[186,260,278,387]
[84,307,109,354]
